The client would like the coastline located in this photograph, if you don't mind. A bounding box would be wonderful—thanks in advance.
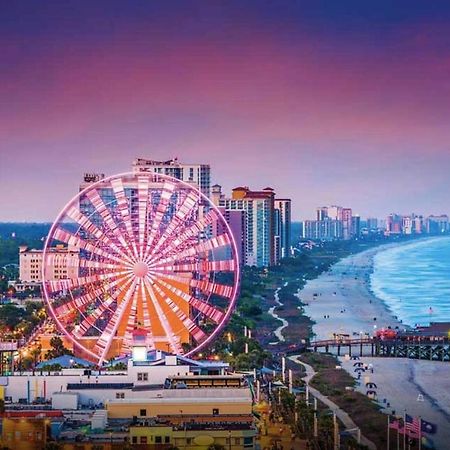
[298,241,412,341]
[294,238,450,449]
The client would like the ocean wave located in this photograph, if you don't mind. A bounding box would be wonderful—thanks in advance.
[370,237,450,326]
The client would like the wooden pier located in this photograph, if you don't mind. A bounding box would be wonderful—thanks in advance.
[310,337,450,361]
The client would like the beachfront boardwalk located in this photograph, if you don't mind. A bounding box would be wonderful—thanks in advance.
[310,338,450,361]
[289,355,377,450]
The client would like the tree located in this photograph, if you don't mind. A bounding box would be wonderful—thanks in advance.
[0,304,25,329]
[45,336,73,359]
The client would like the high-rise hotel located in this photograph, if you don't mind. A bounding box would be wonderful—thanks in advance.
[212,185,291,267]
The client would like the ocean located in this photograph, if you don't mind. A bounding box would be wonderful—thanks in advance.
[370,237,450,327]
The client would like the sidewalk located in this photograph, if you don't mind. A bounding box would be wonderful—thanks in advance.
[289,355,377,450]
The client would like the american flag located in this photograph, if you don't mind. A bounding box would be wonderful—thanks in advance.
[405,414,421,436]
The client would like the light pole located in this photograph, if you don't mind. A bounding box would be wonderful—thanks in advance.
[180,410,187,450]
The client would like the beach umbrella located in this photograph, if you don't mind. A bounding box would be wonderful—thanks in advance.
[350,356,360,360]
[366,382,377,389]
[354,367,365,373]
[353,362,364,367]
[366,390,377,397]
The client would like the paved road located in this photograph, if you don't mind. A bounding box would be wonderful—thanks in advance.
[289,355,377,450]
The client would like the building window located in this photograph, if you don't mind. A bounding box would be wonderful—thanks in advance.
[139,409,147,416]
[244,437,253,447]
[155,436,162,444]
[132,436,137,444]
[140,437,147,444]
[235,438,240,445]
[115,392,125,399]
[137,372,148,381]
[164,436,170,443]
[212,408,219,415]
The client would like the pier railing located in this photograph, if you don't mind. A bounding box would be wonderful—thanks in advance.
[310,337,450,361]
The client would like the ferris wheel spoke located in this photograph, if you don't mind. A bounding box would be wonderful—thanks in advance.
[93,278,139,365]
[73,294,116,338]
[137,281,156,348]
[53,227,125,266]
[147,191,200,259]
[85,188,134,257]
[150,234,231,269]
[48,268,132,294]
[151,258,236,274]
[143,277,182,354]
[157,273,234,300]
[111,177,139,259]
[152,282,207,344]
[78,259,122,270]
[155,278,225,324]
[122,285,141,351]
[147,209,218,265]
[137,176,150,259]
[72,274,135,337]
[53,271,133,319]
[142,181,176,261]
[65,205,135,265]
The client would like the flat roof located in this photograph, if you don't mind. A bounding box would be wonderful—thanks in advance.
[168,375,243,380]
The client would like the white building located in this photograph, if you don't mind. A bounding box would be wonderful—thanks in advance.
[1,352,229,408]
[274,199,292,259]
[19,245,79,283]
[132,157,211,199]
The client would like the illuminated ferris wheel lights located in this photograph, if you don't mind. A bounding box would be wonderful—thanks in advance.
[42,172,240,365]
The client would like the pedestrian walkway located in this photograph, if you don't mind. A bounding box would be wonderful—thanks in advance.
[289,355,377,450]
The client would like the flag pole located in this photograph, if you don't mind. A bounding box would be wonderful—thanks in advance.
[387,415,390,450]
[403,410,406,450]
[418,417,422,450]
[397,425,400,450]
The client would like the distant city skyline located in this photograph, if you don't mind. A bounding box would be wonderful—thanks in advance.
[1,1,450,221]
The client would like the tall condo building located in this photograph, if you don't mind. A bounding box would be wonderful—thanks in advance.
[426,215,449,234]
[342,207,353,240]
[316,207,328,221]
[215,186,276,267]
[304,205,357,240]
[366,217,378,231]
[274,199,292,259]
[132,157,211,199]
[386,213,404,235]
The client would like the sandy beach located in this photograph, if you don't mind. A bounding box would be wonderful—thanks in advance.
[340,357,450,449]
[298,244,407,341]
[297,243,450,449]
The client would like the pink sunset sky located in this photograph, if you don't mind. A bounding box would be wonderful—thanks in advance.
[1,1,450,221]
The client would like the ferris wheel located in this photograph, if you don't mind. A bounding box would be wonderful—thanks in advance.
[42,172,240,365]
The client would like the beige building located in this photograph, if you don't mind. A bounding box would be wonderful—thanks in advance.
[106,387,252,419]
[19,244,79,283]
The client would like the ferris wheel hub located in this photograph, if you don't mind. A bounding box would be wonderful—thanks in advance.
[133,261,149,278]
